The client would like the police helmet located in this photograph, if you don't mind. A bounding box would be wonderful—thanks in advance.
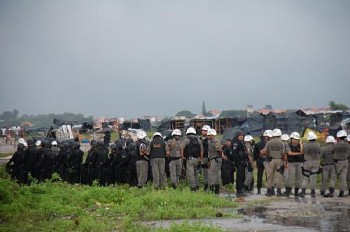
[307,131,317,141]
[110,144,117,150]
[325,136,336,144]
[201,125,211,131]
[207,129,217,136]
[186,127,196,135]
[171,129,181,136]
[336,130,347,138]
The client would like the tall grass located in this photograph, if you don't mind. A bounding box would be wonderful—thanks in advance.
[0,166,236,231]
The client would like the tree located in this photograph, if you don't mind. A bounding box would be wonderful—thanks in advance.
[263,105,273,110]
[329,101,349,111]
[175,110,195,118]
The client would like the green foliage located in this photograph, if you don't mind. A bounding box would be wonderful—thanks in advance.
[0,174,237,231]
[157,221,225,232]
[329,101,349,111]
[175,110,195,118]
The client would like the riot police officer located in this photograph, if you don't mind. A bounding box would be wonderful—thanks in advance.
[232,132,247,197]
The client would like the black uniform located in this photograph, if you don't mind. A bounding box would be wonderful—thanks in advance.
[232,138,247,195]
[7,145,27,184]
[253,138,267,193]
[221,144,236,186]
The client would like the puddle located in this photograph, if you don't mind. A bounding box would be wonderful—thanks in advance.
[143,193,350,231]
[237,198,350,232]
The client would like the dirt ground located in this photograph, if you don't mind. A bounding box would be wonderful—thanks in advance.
[144,189,350,231]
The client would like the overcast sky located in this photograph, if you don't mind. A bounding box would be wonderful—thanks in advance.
[1,0,349,118]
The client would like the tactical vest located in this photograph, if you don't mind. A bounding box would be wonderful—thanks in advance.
[303,142,321,161]
[334,140,350,160]
[149,139,166,159]
[184,136,200,158]
[136,140,149,161]
[288,143,303,162]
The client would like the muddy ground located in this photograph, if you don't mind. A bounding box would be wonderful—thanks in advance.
[144,190,350,232]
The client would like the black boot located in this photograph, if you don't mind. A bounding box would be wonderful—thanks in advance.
[320,190,325,196]
[257,188,261,194]
[294,188,299,198]
[348,189,350,196]
[338,191,345,197]
[299,188,306,198]
[204,184,208,191]
[282,187,292,197]
[311,189,316,198]
[214,185,220,195]
[324,188,334,198]
[276,188,282,197]
[209,185,214,193]
[265,188,273,197]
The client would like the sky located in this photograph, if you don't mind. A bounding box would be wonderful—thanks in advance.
[1,0,349,119]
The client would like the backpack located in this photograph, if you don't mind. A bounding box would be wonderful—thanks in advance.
[184,136,200,158]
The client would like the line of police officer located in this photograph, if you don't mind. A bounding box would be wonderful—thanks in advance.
[6,128,350,198]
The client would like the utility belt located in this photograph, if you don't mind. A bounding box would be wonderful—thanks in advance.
[209,156,221,162]
[323,163,334,166]
[187,156,198,160]
[334,159,346,163]
[268,157,283,161]
[169,157,181,161]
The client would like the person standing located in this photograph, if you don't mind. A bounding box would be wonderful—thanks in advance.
[321,136,336,197]
[333,130,350,197]
[261,128,286,197]
[283,132,303,197]
[148,132,168,189]
[299,131,321,198]
[199,125,211,191]
[207,129,223,194]
[182,127,203,191]
[243,135,255,193]
[232,131,247,197]
[167,129,183,189]
[135,130,149,188]
[221,139,236,186]
[253,130,272,194]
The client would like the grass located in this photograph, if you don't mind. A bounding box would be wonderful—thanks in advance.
[0,166,237,232]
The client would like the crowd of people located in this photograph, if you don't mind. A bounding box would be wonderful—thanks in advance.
[5,125,350,198]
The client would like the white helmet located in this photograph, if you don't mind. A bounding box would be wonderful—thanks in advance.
[347,135,350,142]
[290,132,300,140]
[171,129,181,136]
[153,132,162,138]
[272,128,282,137]
[281,134,290,141]
[307,131,317,141]
[244,135,253,142]
[52,141,58,146]
[36,140,41,147]
[137,130,147,140]
[326,135,336,144]
[207,129,217,136]
[263,130,273,138]
[336,130,347,138]
[201,125,211,131]
[18,138,26,144]
[186,127,196,135]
